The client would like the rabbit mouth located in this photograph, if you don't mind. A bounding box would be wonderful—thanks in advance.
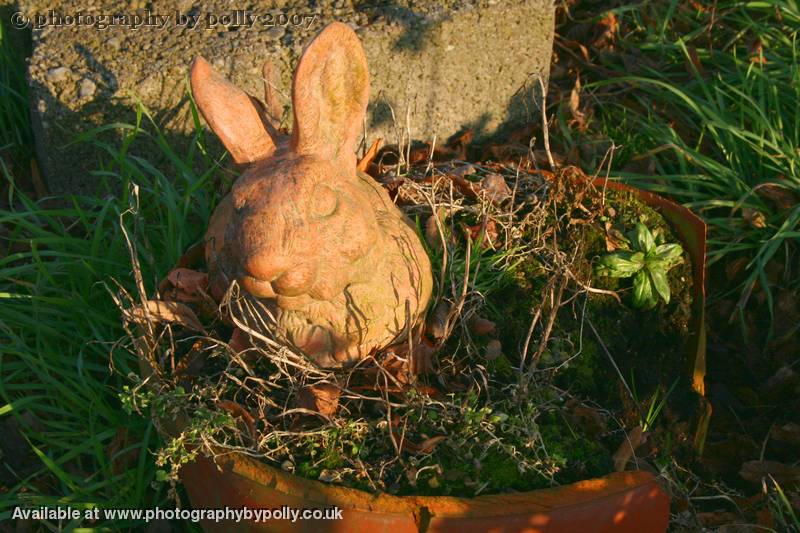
[239,269,317,299]
[240,274,277,298]
[238,256,318,296]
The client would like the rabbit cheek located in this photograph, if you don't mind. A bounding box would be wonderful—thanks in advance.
[307,275,342,301]
[340,218,373,264]
[333,199,374,262]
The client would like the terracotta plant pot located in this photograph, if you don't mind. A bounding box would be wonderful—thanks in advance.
[141,180,707,532]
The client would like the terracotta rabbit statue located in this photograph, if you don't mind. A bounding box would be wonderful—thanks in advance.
[191,22,433,368]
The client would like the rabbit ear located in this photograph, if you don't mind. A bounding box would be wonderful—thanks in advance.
[290,22,369,165]
[190,57,277,164]
[262,60,283,129]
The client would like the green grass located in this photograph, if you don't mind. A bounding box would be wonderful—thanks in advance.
[0,38,221,524]
[0,18,32,185]
[572,0,800,328]
[769,477,800,532]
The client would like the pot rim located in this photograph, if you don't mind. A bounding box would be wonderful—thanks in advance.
[195,449,662,518]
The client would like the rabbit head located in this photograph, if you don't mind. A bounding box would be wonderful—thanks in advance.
[191,23,433,366]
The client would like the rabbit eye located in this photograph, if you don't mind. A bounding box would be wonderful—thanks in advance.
[312,186,338,218]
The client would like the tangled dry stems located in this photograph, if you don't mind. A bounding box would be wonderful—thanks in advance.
[113,151,638,497]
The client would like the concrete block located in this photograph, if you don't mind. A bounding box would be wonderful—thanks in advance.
[19,0,554,194]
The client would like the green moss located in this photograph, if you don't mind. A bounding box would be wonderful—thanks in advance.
[540,419,613,483]
[486,353,515,381]
[557,333,601,394]
[297,461,320,480]
[482,451,525,490]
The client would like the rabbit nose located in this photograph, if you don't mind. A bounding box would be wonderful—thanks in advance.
[240,253,315,297]
[241,252,290,283]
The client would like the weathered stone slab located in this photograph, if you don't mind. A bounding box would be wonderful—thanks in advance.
[20,0,554,194]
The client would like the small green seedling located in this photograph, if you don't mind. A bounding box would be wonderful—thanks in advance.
[641,380,677,432]
[595,222,684,309]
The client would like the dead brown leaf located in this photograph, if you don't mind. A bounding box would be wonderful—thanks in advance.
[603,221,629,251]
[566,399,607,438]
[688,0,710,12]
[446,173,480,199]
[357,138,383,172]
[749,39,768,64]
[408,144,432,165]
[484,339,503,361]
[365,349,410,386]
[426,301,451,341]
[756,182,799,211]
[612,425,646,471]
[218,400,257,438]
[228,327,252,354]
[569,75,588,132]
[756,506,776,529]
[401,435,445,455]
[164,268,208,302]
[451,164,476,178]
[407,142,459,166]
[441,374,469,392]
[468,316,497,336]
[486,143,527,162]
[466,219,498,247]
[124,300,205,332]
[531,149,565,168]
[424,214,440,250]
[446,129,474,160]
[175,243,205,269]
[742,207,767,229]
[174,339,209,379]
[414,384,442,399]
[417,435,446,454]
[409,339,438,375]
[592,11,618,50]
[702,432,761,475]
[297,383,341,418]
[740,460,800,487]
[479,174,512,205]
[771,422,800,446]
[565,144,581,166]
[424,206,446,251]
[762,366,798,396]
